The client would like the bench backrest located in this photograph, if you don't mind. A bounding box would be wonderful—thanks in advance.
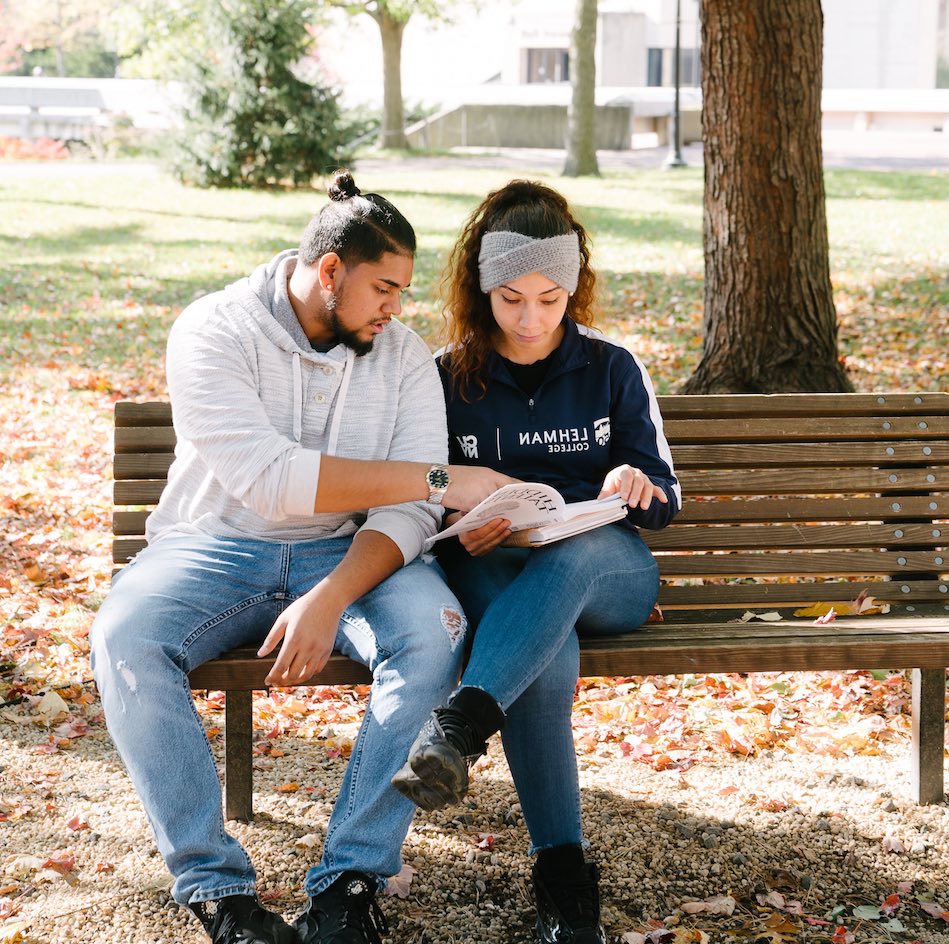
[0,87,106,111]
[113,393,949,618]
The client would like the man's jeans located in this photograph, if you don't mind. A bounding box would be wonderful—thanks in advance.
[440,523,659,853]
[90,534,466,906]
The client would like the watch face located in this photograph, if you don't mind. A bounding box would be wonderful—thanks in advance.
[428,468,450,489]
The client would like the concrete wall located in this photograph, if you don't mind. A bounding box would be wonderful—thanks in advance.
[598,12,648,86]
[406,103,633,150]
[823,0,939,89]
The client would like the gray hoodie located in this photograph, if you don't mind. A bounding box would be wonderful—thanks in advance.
[145,251,448,564]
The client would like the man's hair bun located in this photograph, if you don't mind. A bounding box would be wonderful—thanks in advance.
[328,170,361,202]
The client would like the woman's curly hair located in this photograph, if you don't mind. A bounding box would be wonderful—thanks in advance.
[440,179,597,400]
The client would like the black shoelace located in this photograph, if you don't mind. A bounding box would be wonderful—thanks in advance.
[342,894,389,944]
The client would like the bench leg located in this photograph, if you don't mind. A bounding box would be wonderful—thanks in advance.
[224,690,254,822]
[911,668,946,805]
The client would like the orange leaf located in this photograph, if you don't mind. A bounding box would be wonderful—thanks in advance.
[276,783,300,793]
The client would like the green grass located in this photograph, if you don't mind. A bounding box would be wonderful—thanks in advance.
[1,160,946,396]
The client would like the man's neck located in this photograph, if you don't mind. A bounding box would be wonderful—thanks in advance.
[287,261,332,345]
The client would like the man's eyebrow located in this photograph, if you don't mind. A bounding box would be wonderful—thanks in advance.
[499,283,562,295]
[379,278,410,290]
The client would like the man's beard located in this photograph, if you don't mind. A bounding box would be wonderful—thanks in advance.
[326,285,374,357]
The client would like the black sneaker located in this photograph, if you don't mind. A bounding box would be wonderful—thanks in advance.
[189,894,298,944]
[295,871,388,944]
[532,861,607,944]
[391,706,487,810]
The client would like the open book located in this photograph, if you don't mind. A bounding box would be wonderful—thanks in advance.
[425,483,628,550]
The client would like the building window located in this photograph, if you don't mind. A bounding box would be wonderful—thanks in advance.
[647,47,701,87]
[525,48,570,83]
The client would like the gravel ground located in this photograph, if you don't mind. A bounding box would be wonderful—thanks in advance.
[2,708,948,944]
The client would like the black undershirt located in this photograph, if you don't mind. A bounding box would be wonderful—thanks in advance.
[501,349,556,396]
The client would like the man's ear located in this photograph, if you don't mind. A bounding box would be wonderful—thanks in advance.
[316,252,344,291]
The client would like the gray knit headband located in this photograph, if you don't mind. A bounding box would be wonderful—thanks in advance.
[478,231,581,294]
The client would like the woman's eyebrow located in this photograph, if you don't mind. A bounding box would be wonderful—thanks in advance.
[498,284,562,295]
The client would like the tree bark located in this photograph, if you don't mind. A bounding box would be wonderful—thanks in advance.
[373,7,408,150]
[681,0,852,394]
[563,0,599,177]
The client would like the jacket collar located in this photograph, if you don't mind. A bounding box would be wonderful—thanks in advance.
[485,316,590,386]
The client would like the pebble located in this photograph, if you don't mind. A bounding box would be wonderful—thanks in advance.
[4,723,949,943]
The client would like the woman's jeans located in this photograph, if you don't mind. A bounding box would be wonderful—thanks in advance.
[440,523,659,854]
[90,533,466,906]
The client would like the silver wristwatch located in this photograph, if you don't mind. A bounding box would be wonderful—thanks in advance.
[425,464,451,504]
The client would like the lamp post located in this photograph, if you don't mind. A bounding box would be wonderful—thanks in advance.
[663,0,687,168]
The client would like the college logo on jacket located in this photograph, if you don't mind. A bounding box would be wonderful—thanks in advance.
[456,434,479,459]
[594,416,611,446]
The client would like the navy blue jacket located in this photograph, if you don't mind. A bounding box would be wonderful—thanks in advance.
[437,318,680,531]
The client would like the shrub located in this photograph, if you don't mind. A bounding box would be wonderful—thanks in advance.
[172,0,347,188]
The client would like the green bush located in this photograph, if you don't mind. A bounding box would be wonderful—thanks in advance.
[172,0,347,188]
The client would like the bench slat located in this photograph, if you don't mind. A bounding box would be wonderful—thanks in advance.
[115,401,174,426]
[652,549,947,578]
[114,480,166,505]
[664,416,949,444]
[646,523,946,551]
[114,513,945,550]
[114,394,949,430]
[656,393,949,419]
[658,580,949,608]
[188,617,949,690]
[677,467,945,494]
[115,454,174,480]
[671,442,949,469]
[678,496,946,523]
[115,427,177,454]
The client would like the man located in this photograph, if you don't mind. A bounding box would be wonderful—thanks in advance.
[90,171,511,944]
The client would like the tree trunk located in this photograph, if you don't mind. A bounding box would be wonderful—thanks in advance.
[681,0,852,394]
[563,0,599,177]
[374,8,408,150]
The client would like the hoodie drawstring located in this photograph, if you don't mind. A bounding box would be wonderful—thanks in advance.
[291,351,303,442]
[327,348,355,455]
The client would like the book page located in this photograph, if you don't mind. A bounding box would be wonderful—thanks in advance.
[428,482,566,545]
[513,498,628,546]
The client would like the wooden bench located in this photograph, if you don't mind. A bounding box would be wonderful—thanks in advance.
[112,393,949,821]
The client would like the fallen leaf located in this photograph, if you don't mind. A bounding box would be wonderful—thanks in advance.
[41,854,76,876]
[294,834,322,850]
[384,863,416,899]
[737,611,782,623]
[920,901,949,921]
[276,783,300,793]
[679,895,736,916]
[34,690,69,722]
[793,602,839,618]
[259,886,290,902]
[0,918,31,943]
[881,893,901,915]
[882,834,907,853]
[3,856,44,880]
[814,608,837,625]
[66,814,90,832]
[852,904,882,920]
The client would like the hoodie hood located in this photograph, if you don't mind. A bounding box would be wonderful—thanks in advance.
[224,249,310,357]
[222,249,357,450]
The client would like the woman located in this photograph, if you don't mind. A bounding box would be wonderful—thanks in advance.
[393,180,680,943]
